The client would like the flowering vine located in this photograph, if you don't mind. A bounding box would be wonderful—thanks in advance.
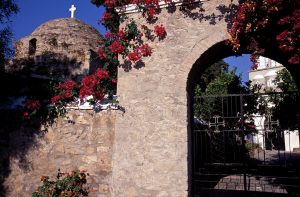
[26,0,299,117]
[32,169,90,197]
[23,99,41,119]
[49,0,168,114]
[228,0,300,69]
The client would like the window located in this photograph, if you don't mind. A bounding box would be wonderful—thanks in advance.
[29,38,37,55]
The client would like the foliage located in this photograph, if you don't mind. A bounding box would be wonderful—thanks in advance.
[273,68,298,92]
[195,64,246,97]
[0,0,18,22]
[202,69,245,96]
[48,68,116,115]
[196,60,229,92]
[270,68,299,130]
[23,99,41,119]
[193,61,262,133]
[0,0,18,72]
[194,63,248,119]
[41,0,300,117]
[0,27,13,71]
[245,141,259,156]
[50,3,167,115]
[32,169,89,197]
[229,0,300,66]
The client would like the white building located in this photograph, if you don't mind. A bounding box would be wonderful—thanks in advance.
[249,56,284,92]
[248,56,299,152]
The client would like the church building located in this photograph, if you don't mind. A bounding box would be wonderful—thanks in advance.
[10,18,103,81]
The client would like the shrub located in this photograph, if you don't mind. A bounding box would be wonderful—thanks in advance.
[32,169,89,197]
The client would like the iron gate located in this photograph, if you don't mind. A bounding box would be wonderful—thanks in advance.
[192,92,300,197]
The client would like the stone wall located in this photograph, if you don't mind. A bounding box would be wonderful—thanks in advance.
[2,109,117,197]
[112,1,233,196]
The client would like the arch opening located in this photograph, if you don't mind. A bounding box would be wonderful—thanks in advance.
[187,41,300,196]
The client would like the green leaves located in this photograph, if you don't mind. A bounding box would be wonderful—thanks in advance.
[32,170,89,197]
[125,20,140,41]
[274,68,297,93]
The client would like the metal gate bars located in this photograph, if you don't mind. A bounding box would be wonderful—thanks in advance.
[192,92,300,197]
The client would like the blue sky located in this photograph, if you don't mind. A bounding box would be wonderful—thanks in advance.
[224,55,251,82]
[10,0,251,82]
[11,0,106,39]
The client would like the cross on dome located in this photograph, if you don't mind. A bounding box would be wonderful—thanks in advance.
[69,4,76,18]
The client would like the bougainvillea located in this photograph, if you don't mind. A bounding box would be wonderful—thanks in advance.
[228,0,300,69]
[25,99,41,111]
[51,80,78,104]
[32,169,89,197]
[79,68,109,101]
[23,99,41,119]
[128,49,141,62]
[154,24,167,39]
[49,68,112,115]
[48,0,174,115]
[109,40,125,53]
[47,0,299,115]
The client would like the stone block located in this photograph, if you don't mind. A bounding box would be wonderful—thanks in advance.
[84,155,98,164]
[99,184,109,194]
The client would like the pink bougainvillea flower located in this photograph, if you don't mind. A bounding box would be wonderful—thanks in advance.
[117,28,126,39]
[25,99,41,110]
[23,111,29,118]
[139,44,152,57]
[95,68,109,80]
[98,48,106,59]
[288,55,300,65]
[147,8,156,19]
[128,50,141,62]
[93,89,105,100]
[109,40,124,53]
[105,32,115,39]
[100,12,112,22]
[104,0,115,9]
[51,95,61,104]
[154,24,167,38]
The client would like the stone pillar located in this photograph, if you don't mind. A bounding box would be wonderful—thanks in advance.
[111,1,231,196]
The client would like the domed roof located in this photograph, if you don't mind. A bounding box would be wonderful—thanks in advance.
[32,18,102,40]
[25,18,104,56]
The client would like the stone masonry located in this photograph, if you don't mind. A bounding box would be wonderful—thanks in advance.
[3,110,117,197]
[9,18,103,80]
[112,0,234,196]
[3,1,300,196]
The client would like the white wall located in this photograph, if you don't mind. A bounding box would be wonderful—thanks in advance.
[284,130,299,152]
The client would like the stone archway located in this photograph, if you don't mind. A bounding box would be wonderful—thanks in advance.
[111,0,300,196]
[187,40,300,196]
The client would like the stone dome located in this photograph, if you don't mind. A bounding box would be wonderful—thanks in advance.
[30,18,102,51]
[12,18,104,80]
[32,18,101,39]
[14,18,103,61]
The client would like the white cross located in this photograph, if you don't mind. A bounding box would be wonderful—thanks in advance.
[69,4,76,18]
[265,113,279,130]
[209,115,225,133]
